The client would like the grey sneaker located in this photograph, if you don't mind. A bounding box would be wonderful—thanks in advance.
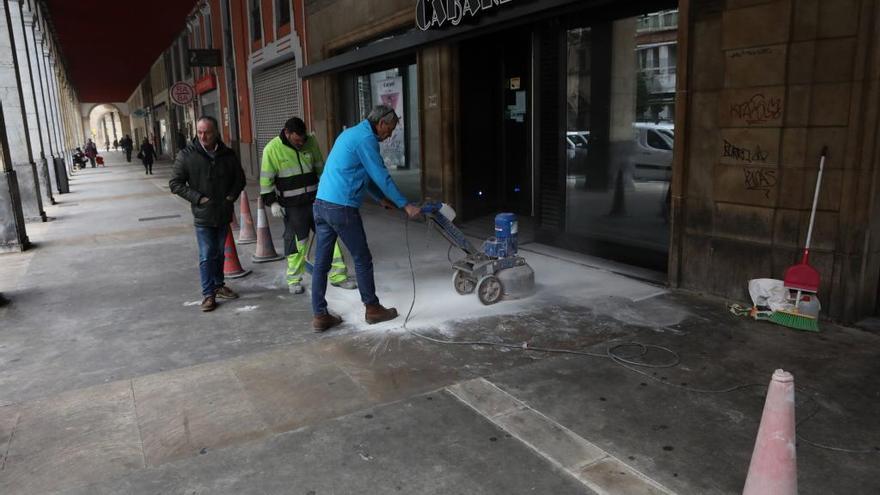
[331,278,358,290]
[289,283,305,294]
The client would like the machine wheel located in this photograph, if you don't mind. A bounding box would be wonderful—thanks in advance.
[453,270,475,295]
[476,275,504,305]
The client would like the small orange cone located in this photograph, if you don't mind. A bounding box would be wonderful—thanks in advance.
[743,369,797,495]
[252,196,284,263]
[223,228,251,278]
[238,190,257,244]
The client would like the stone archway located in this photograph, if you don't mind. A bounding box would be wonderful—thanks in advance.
[84,103,131,150]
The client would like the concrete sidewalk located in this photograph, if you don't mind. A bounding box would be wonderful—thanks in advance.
[0,152,878,494]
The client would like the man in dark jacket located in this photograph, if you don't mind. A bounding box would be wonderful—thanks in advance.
[170,116,246,312]
[120,135,134,162]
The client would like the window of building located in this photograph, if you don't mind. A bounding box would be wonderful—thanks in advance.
[277,0,290,27]
[339,63,421,202]
[203,13,213,48]
[182,34,192,78]
[563,9,678,269]
[170,40,181,81]
[251,1,262,41]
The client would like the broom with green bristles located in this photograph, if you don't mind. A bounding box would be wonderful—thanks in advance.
[770,147,827,333]
[768,307,819,332]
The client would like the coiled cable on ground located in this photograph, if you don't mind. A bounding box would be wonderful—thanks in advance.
[400,215,878,454]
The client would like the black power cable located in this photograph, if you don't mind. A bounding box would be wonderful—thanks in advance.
[399,215,879,454]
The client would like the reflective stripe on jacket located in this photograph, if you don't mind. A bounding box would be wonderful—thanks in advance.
[260,133,324,207]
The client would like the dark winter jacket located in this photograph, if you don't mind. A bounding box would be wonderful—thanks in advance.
[169,138,246,227]
[139,142,157,165]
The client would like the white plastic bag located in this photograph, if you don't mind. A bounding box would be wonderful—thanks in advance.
[748,279,794,312]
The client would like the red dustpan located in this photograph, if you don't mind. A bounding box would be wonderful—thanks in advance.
[783,147,826,293]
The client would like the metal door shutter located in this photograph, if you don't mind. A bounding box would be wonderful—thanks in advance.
[253,60,301,163]
[537,24,564,230]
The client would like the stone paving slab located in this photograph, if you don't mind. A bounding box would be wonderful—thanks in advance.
[0,380,143,494]
[449,377,673,495]
[229,345,373,434]
[58,390,594,495]
[132,361,270,466]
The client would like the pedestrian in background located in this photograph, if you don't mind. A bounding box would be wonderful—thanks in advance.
[120,134,133,162]
[113,138,118,151]
[139,137,156,175]
[84,139,98,167]
[169,116,246,312]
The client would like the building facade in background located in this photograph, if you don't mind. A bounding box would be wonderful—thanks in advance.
[126,0,309,171]
[121,0,880,323]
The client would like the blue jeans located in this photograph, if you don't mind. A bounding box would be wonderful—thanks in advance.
[195,224,228,297]
[312,199,379,315]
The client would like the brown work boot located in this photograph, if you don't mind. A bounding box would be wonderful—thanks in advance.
[214,285,239,299]
[312,313,343,332]
[200,295,217,312]
[365,304,398,324]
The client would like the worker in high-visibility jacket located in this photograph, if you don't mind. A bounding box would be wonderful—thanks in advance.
[260,117,356,294]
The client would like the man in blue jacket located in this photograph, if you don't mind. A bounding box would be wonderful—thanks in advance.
[311,105,421,331]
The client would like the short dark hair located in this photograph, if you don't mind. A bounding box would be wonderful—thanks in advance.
[284,117,306,136]
[197,115,219,130]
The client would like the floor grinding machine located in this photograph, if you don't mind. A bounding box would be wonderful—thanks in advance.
[420,202,535,305]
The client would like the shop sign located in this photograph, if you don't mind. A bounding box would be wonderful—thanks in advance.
[416,0,514,31]
[195,74,217,94]
[132,108,146,118]
[169,81,196,106]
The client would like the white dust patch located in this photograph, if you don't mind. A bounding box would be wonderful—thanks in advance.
[183,300,201,306]
[314,212,689,335]
[235,305,259,312]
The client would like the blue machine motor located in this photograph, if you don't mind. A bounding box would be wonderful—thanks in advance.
[421,202,535,305]
[482,213,518,259]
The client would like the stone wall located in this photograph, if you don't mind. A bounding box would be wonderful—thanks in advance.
[677,0,880,321]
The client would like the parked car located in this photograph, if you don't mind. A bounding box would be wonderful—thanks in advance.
[631,122,674,181]
[566,131,590,175]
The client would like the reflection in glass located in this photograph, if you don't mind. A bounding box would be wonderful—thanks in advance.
[564,10,677,258]
[354,65,421,201]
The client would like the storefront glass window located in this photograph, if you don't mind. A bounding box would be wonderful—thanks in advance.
[564,10,677,265]
[344,64,421,201]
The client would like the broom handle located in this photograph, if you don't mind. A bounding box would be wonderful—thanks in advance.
[804,146,827,251]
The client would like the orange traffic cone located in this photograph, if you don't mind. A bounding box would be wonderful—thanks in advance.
[238,190,257,244]
[252,196,284,263]
[743,369,797,495]
[223,228,251,278]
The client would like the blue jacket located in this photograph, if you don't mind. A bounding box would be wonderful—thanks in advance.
[316,120,409,208]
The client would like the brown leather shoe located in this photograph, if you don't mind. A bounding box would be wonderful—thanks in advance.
[312,313,343,332]
[200,295,217,312]
[365,304,398,324]
[214,285,239,299]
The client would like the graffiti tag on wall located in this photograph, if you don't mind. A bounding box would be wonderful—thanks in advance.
[730,94,783,125]
[728,47,774,59]
[743,167,777,198]
[723,140,769,163]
